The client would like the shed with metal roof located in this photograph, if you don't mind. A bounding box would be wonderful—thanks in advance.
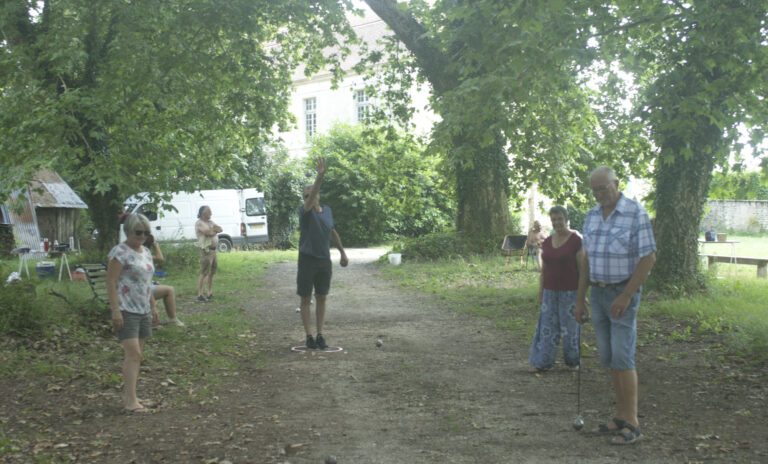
[28,169,88,248]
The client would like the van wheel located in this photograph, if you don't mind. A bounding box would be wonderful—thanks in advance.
[217,238,233,253]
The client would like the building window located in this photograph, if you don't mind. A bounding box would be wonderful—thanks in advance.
[304,98,316,140]
[355,89,369,122]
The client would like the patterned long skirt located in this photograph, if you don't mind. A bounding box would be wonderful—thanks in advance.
[529,289,581,370]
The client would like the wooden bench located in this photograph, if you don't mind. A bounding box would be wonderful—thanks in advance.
[82,263,110,304]
[699,254,768,278]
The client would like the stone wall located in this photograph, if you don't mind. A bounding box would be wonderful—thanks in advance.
[702,200,768,233]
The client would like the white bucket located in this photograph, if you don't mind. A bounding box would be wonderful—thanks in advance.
[388,253,402,265]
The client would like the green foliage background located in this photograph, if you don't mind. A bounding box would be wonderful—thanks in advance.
[709,167,768,201]
[0,0,356,250]
[265,158,305,249]
[307,124,454,246]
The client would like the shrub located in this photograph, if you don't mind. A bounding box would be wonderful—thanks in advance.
[396,230,498,261]
[308,123,453,246]
[156,243,199,271]
[0,224,14,258]
[0,281,47,336]
[265,163,304,249]
[506,211,523,235]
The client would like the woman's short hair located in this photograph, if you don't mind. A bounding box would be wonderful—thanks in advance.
[123,213,150,237]
[549,205,569,221]
[197,205,209,218]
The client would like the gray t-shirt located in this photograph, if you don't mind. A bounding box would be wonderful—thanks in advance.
[298,205,334,259]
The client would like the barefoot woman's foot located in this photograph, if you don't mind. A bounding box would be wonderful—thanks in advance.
[124,406,152,414]
[138,398,158,408]
[124,401,153,414]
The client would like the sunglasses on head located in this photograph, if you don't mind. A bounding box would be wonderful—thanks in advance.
[134,230,151,236]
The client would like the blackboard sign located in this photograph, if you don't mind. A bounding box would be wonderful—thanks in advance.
[501,234,526,251]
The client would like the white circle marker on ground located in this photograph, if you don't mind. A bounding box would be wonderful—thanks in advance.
[291,345,344,353]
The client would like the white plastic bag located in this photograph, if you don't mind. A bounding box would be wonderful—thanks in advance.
[5,271,22,284]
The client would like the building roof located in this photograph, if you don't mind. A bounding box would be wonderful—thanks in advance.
[29,169,88,209]
[6,186,46,257]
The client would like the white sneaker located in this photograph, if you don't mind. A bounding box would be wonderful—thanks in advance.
[168,318,185,327]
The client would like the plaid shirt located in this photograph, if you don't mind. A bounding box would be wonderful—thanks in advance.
[582,194,656,284]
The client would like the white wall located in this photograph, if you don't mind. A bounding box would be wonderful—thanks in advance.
[275,8,438,160]
[279,71,437,159]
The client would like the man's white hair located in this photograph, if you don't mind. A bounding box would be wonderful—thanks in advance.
[590,166,618,182]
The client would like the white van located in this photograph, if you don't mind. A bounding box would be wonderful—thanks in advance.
[123,189,268,251]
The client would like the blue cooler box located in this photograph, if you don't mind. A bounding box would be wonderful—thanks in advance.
[36,261,56,278]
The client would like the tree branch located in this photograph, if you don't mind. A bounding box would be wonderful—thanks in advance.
[363,0,457,94]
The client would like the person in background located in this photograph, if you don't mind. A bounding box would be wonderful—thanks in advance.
[529,206,585,373]
[525,220,548,268]
[574,166,656,445]
[106,213,158,414]
[297,157,349,350]
[195,205,222,302]
[144,234,184,327]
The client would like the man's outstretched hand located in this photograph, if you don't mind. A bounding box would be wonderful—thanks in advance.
[316,157,327,177]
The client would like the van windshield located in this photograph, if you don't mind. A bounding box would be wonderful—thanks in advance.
[245,197,266,216]
[133,204,158,221]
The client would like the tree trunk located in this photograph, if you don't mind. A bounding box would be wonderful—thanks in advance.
[364,0,510,244]
[455,137,510,241]
[83,187,122,254]
[652,133,719,291]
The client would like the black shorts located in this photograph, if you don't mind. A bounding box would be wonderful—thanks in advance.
[297,253,332,297]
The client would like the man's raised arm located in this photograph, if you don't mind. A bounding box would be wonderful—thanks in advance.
[304,157,327,212]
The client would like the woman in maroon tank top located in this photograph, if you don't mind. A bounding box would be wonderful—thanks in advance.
[528,206,587,373]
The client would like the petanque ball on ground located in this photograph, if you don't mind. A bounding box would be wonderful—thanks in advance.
[572,416,584,430]
[325,455,337,464]
[376,338,383,347]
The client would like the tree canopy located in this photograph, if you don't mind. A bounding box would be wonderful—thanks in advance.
[363,0,768,288]
[594,0,768,289]
[0,0,355,249]
[363,0,654,212]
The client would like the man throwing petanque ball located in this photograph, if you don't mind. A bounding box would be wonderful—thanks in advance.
[297,157,348,350]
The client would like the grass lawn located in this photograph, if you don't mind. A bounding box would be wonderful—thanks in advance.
[698,234,768,257]
[0,248,297,399]
[698,234,768,279]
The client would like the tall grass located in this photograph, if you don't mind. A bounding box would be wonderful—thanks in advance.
[645,277,768,357]
[382,251,768,360]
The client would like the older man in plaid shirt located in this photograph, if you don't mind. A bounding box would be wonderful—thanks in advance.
[574,166,656,446]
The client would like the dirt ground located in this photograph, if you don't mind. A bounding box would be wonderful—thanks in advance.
[2,248,767,463]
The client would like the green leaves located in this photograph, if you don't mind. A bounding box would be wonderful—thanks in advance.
[307,123,453,245]
[1,0,356,248]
